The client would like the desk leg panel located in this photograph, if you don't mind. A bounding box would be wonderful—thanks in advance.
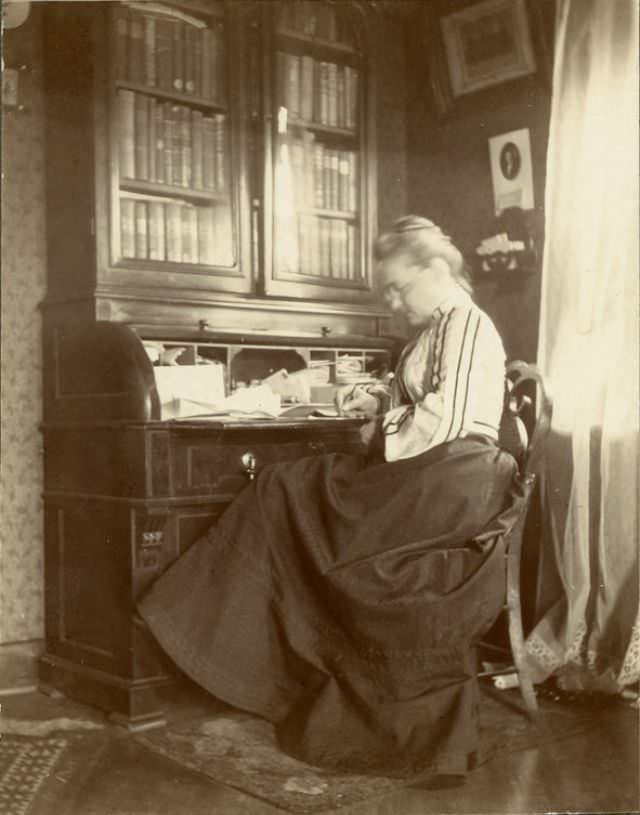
[41,494,224,726]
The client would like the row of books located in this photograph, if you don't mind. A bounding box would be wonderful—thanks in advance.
[277,52,358,130]
[278,1,355,47]
[120,197,233,266]
[283,134,358,213]
[279,215,361,281]
[113,3,226,101]
[118,90,227,190]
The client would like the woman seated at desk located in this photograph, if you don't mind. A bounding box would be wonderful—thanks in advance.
[138,215,517,778]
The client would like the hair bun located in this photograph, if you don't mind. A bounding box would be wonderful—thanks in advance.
[392,215,437,233]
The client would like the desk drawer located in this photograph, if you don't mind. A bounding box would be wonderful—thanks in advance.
[170,427,364,498]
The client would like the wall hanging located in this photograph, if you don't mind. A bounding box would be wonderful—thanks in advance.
[488,127,534,215]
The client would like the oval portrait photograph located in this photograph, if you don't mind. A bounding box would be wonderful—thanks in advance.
[500,141,521,179]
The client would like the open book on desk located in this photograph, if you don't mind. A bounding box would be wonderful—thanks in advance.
[172,402,340,421]
[153,366,342,421]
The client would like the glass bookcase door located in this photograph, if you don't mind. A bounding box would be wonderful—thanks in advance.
[265,0,375,303]
[109,1,250,292]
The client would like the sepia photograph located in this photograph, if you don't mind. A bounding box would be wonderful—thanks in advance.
[1,1,638,814]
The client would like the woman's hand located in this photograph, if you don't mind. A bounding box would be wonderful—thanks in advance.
[335,385,379,417]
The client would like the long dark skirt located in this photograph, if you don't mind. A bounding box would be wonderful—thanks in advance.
[138,437,518,775]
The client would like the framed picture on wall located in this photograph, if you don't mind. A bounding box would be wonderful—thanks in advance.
[488,128,534,214]
[440,0,537,97]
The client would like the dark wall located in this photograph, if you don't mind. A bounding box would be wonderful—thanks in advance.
[375,13,409,233]
[402,4,554,362]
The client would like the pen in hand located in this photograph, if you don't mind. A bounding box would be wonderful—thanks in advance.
[335,385,378,417]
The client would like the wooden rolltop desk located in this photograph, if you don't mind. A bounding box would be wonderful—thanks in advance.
[41,322,392,729]
[39,0,396,728]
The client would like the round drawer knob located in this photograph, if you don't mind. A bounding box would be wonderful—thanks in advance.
[241,451,258,480]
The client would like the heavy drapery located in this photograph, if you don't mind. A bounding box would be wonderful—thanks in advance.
[524,0,639,691]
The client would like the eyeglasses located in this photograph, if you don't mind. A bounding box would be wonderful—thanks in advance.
[382,270,422,305]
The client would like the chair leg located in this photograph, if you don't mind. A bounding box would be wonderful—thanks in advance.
[506,545,538,720]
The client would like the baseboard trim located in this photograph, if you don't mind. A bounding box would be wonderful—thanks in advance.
[0,639,44,694]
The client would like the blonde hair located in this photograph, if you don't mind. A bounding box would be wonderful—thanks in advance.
[373,215,472,293]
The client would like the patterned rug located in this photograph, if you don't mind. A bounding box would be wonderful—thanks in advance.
[0,714,106,815]
[0,736,68,815]
[136,691,599,814]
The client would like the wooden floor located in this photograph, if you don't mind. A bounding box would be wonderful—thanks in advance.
[1,645,638,815]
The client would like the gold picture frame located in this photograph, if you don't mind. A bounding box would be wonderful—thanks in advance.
[440,0,537,98]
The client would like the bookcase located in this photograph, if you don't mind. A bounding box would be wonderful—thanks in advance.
[42,0,383,338]
[113,2,237,271]
[265,0,376,302]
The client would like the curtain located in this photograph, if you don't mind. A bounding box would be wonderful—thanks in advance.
[524,0,639,692]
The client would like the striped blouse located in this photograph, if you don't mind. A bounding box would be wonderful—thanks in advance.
[368,288,506,462]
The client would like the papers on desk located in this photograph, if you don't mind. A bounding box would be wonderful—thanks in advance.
[171,401,340,422]
[154,364,341,421]
[154,365,226,419]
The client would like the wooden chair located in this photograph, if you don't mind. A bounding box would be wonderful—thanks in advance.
[476,361,553,719]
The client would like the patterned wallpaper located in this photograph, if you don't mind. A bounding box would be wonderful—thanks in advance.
[1,11,47,643]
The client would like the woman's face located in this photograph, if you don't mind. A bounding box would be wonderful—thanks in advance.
[379,253,448,325]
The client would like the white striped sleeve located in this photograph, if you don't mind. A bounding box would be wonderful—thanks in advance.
[382,304,482,461]
[427,304,481,448]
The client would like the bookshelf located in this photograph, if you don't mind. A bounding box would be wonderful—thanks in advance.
[110,2,238,272]
[42,0,382,337]
[265,0,376,302]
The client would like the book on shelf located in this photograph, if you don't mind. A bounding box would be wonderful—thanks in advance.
[327,62,338,127]
[120,90,228,191]
[191,110,204,188]
[286,53,301,120]
[336,65,346,129]
[181,205,196,263]
[166,200,183,261]
[180,105,192,187]
[155,16,174,90]
[143,15,157,87]
[202,116,216,190]
[300,56,314,122]
[114,5,225,103]
[197,206,213,265]
[148,200,166,260]
[274,139,358,215]
[348,151,357,212]
[318,61,329,125]
[338,153,349,211]
[135,200,149,258]
[313,143,324,208]
[134,93,150,179]
[154,102,165,182]
[184,24,196,94]
[172,19,184,92]
[120,195,232,267]
[345,66,358,129]
[277,52,357,130]
[118,89,135,178]
[193,24,203,97]
[282,215,360,281]
[214,113,226,191]
[120,198,136,257]
[169,104,183,186]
